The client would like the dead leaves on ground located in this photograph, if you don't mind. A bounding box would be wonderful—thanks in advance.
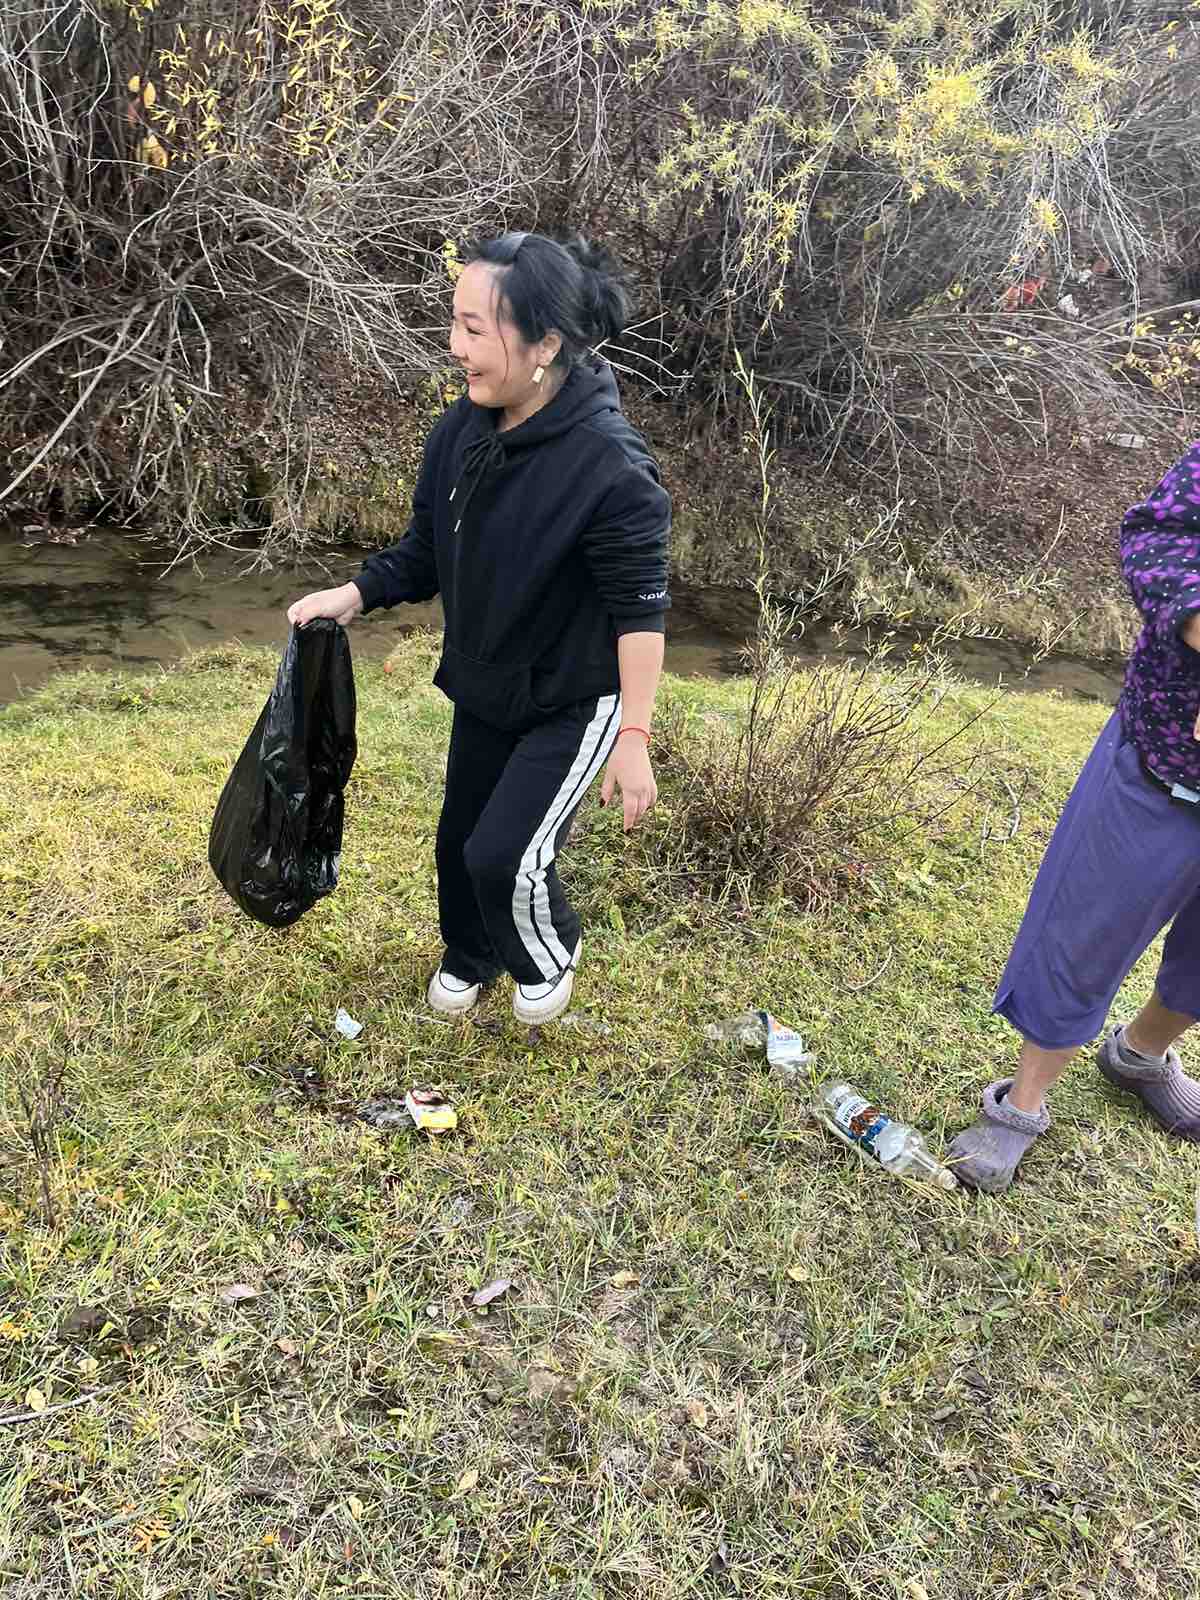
[217,1283,260,1308]
[471,1278,513,1309]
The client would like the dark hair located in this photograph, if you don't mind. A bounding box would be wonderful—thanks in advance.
[462,231,632,371]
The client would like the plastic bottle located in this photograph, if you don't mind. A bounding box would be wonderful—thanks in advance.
[814,1081,958,1190]
[704,1011,770,1047]
[704,1011,816,1081]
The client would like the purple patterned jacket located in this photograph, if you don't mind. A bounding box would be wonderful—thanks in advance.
[1119,441,1200,788]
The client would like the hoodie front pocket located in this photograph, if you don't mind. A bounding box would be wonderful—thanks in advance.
[433,644,539,731]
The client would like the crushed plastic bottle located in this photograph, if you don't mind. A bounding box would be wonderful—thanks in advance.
[814,1081,957,1190]
[704,1010,815,1082]
[762,1014,814,1080]
[704,1011,770,1048]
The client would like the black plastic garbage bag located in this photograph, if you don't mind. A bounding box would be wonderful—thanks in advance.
[209,620,357,927]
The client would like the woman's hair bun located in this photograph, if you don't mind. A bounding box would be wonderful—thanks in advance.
[463,229,633,366]
[563,234,631,345]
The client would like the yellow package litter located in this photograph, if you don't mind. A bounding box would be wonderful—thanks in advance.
[404,1087,458,1135]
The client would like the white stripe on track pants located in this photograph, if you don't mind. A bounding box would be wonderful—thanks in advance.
[436,695,621,986]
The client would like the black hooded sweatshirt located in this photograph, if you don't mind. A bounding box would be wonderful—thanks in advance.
[352,359,671,731]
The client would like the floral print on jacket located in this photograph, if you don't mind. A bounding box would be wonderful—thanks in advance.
[1119,441,1200,786]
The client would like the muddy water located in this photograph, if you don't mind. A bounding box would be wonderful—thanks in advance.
[0,528,1124,707]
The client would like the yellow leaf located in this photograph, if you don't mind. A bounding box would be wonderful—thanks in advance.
[609,1271,640,1289]
[143,81,157,107]
[786,1265,807,1282]
[78,1357,100,1376]
[684,1399,708,1430]
[347,1494,364,1519]
[455,1468,480,1496]
[25,1388,47,1413]
[128,74,142,93]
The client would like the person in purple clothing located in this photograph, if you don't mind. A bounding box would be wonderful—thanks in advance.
[949,441,1200,1192]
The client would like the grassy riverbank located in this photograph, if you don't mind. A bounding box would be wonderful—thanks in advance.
[2,638,1198,1600]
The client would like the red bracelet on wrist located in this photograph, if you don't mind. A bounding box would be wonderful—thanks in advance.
[618,726,651,744]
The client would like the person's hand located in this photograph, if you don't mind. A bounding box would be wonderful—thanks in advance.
[286,582,364,628]
[600,736,657,832]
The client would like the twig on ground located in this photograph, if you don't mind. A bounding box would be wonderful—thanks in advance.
[844,950,894,993]
[999,775,1022,841]
[0,1385,119,1427]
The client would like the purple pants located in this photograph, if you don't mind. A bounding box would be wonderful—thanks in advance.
[994,712,1200,1050]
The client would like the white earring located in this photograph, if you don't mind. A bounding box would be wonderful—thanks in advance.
[532,366,545,386]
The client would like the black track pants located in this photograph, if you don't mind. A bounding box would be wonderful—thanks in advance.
[436,694,621,987]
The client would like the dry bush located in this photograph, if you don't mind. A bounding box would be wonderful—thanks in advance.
[0,0,609,531]
[563,0,1200,482]
[4,0,1200,539]
[650,611,985,910]
[643,355,986,911]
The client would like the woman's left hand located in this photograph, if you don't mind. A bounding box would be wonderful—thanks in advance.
[601,739,658,832]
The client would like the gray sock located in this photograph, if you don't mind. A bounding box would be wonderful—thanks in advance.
[1116,1025,1168,1073]
[1098,1026,1200,1141]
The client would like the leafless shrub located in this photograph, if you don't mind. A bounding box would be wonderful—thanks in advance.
[645,357,987,909]
[0,0,610,533]
[650,617,986,911]
[5,0,1200,537]
[572,0,1200,484]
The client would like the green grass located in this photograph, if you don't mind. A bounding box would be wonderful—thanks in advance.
[2,637,1198,1600]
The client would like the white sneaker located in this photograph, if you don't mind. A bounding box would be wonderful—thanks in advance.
[513,941,580,1026]
[427,968,481,1015]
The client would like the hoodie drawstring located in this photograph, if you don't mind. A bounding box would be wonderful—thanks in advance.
[449,433,507,534]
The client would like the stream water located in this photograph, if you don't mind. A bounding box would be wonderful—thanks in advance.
[0,528,1124,708]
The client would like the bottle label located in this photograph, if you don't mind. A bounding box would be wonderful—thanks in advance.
[830,1091,891,1157]
[759,1011,813,1071]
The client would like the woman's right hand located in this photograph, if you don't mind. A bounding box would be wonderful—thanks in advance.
[287,582,364,628]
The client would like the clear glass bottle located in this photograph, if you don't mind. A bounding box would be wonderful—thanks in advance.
[814,1081,957,1190]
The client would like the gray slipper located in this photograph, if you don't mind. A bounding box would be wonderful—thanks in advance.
[945,1079,1051,1194]
[1097,1025,1200,1141]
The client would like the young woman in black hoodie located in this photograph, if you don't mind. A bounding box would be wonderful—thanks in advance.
[288,233,671,1024]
